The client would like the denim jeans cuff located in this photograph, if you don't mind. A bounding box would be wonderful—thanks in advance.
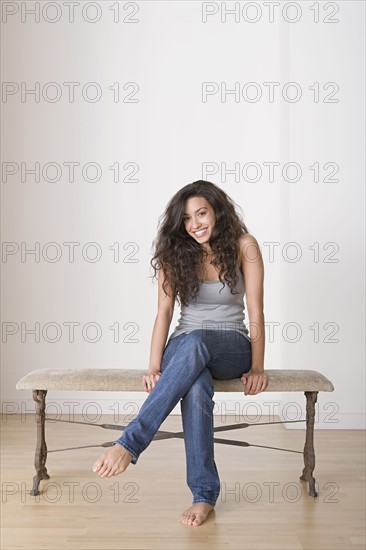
[112,441,138,465]
[192,499,217,506]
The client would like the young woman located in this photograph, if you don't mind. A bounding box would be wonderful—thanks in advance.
[93,180,267,526]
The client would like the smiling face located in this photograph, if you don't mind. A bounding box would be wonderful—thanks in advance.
[182,196,216,251]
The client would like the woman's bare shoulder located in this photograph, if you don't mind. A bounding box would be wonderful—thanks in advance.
[237,233,260,260]
[238,232,258,245]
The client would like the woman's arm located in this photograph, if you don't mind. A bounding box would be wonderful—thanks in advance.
[147,268,175,374]
[239,233,267,393]
[148,311,173,373]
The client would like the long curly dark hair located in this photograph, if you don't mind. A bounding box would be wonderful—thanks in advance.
[149,180,250,307]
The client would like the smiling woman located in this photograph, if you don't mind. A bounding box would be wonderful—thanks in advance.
[149,180,256,309]
[92,180,267,527]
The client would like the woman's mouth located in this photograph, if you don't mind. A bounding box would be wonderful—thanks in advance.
[194,228,208,238]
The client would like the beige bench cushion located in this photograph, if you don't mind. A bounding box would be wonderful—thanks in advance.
[16,368,334,392]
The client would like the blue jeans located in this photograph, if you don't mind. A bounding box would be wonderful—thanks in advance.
[112,328,252,506]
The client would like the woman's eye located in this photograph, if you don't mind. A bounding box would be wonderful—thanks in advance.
[183,211,206,222]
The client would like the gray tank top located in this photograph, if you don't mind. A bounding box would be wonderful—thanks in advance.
[168,264,250,342]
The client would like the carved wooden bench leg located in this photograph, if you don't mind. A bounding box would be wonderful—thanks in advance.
[300,391,318,498]
[30,389,50,496]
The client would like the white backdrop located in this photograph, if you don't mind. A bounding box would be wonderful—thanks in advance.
[1,1,364,429]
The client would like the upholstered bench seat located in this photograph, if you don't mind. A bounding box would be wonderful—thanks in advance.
[16,368,334,499]
[16,368,334,392]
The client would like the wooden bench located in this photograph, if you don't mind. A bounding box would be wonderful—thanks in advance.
[16,368,334,499]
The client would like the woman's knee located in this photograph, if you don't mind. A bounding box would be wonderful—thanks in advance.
[180,331,211,364]
[181,329,209,349]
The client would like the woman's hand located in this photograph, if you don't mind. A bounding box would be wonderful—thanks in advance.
[241,370,268,395]
[142,371,161,393]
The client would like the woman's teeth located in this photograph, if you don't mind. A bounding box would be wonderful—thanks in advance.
[194,228,207,237]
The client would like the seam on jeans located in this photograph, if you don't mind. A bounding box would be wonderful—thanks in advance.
[164,332,189,372]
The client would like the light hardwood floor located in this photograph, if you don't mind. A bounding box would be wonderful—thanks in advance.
[1,413,365,550]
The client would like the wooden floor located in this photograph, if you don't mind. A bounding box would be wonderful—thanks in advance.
[1,413,365,550]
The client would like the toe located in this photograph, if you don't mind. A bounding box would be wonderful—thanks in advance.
[99,463,110,477]
[186,518,191,525]
[92,459,103,472]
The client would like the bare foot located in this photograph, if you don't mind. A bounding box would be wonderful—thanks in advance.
[180,503,214,526]
[92,443,133,478]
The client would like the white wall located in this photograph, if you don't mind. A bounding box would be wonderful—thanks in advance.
[278,4,365,429]
[1,1,364,429]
